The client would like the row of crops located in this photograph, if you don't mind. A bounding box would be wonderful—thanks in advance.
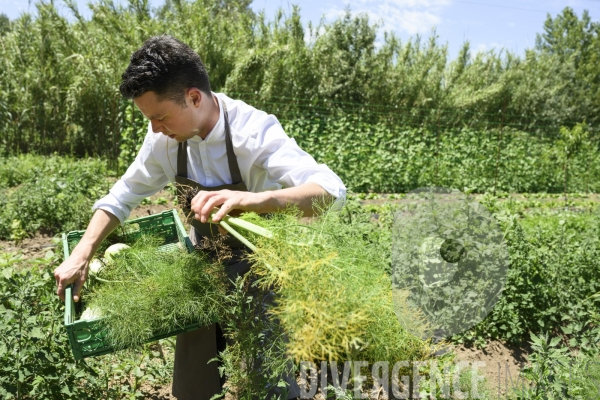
[1,155,600,399]
[0,136,597,243]
[284,119,597,193]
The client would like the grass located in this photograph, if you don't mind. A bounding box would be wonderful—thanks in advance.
[581,355,600,400]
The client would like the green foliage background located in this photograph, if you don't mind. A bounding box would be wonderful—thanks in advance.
[0,1,599,193]
[284,118,599,193]
[455,204,600,350]
[1,2,599,397]
[0,155,109,240]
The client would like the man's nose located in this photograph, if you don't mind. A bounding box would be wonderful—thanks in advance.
[151,120,163,133]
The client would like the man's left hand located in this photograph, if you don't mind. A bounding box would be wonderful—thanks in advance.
[189,183,332,224]
[190,189,266,224]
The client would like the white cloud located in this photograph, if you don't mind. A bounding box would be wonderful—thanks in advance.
[474,42,503,55]
[324,6,346,21]
[475,43,488,53]
[324,0,452,35]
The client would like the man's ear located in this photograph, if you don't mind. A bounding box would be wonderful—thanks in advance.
[188,88,203,108]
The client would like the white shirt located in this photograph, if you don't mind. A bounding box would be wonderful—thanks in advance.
[93,92,347,223]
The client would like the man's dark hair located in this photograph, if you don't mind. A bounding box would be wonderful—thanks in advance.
[120,35,211,106]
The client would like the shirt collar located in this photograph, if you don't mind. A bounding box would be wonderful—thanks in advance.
[190,93,225,144]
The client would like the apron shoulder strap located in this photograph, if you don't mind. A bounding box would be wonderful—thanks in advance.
[177,99,243,185]
[177,141,188,178]
[221,101,244,185]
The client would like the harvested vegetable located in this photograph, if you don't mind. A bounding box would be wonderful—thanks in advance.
[83,205,434,380]
[85,236,228,349]
[104,243,130,262]
[232,210,434,365]
[80,307,102,321]
[88,258,105,274]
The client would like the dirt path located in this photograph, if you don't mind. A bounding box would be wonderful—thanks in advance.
[0,230,56,260]
[453,340,531,398]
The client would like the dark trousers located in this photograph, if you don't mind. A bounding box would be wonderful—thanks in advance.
[171,236,300,400]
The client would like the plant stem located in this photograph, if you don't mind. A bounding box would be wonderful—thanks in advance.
[91,275,137,285]
[219,220,257,252]
[211,211,273,239]
[17,287,22,400]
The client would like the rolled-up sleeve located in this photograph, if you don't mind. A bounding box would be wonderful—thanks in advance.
[93,130,169,224]
[249,115,347,203]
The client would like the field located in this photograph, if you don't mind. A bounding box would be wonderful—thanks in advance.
[1,155,599,399]
[1,1,600,398]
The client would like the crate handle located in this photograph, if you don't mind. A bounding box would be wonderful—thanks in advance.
[65,284,75,325]
[75,328,92,342]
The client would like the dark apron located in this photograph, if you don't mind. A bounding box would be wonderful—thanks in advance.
[172,102,248,400]
[175,102,248,250]
[171,101,300,400]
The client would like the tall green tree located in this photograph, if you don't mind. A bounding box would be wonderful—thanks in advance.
[536,7,597,67]
[0,13,9,35]
[0,0,599,164]
[535,7,600,132]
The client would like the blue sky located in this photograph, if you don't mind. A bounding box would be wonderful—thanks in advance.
[1,0,599,58]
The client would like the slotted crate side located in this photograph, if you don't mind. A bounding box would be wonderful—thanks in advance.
[62,209,198,360]
[64,210,193,254]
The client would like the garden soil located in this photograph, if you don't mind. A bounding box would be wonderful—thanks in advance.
[453,340,531,398]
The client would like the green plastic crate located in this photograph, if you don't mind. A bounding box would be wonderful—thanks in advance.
[62,209,208,360]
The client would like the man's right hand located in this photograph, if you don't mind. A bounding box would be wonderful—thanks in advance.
[54,253,90,302]
[53,209,120,303]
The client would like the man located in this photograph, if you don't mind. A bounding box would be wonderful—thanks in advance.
[53,35,346,399]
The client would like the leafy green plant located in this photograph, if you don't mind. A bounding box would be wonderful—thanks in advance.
[0,253,175,399]
[117,102,147,175]
[509,334,600,400]
[452,366,494,400]
[579,354,600,400]
[86,236,228,349]
[0,251,25,269]
[0,154,47,188]
[558,122,589,207]
[217,275,293,400]
[514,333,571,399]
[0,155,110,239]
[454,204,600,351]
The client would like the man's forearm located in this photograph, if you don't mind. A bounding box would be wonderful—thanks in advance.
[254,182,334,217]
[72,209,121,261]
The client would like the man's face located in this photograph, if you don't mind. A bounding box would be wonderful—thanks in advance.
[133,90,201,142]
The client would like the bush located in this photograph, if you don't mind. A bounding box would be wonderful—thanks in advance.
[0,154,48,188]
[284,117,600,193]
[445,199,600,351]
[0,155,110,240]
